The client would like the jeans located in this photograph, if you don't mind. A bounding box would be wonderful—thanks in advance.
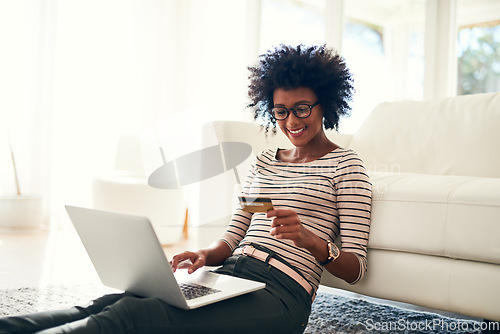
[0,255,312,334]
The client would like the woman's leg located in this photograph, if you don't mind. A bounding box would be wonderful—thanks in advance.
[2,255,311,334]
[37,288,298,334]
[0,293,129,334]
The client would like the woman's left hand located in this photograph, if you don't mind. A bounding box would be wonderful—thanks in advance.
[267,209,319,249]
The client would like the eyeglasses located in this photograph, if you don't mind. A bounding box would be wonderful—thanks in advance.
[271,101,319,121]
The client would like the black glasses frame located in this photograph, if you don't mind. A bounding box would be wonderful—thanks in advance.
[271,101,320,120]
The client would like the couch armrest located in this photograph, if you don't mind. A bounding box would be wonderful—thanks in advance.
[325,132,353,148]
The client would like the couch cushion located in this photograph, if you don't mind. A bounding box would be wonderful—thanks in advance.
[368,171,500,265]
[350,92,500,178]
[321,249,500,321]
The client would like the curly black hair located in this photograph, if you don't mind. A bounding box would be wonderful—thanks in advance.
[247,44,354,134]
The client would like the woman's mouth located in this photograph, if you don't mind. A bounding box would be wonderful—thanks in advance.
[288,126,306,137]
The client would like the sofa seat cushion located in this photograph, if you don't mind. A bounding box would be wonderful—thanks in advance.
[320,249,500,321]
[368,171,500,265]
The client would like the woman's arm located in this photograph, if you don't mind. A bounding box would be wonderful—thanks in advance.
[307,237,360,283]
[170,240,232,274]
[268,209,360,283]
[331,152,372,283]
[171,155,261,275]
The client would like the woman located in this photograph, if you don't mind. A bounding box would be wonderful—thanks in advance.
[0,44,371,334]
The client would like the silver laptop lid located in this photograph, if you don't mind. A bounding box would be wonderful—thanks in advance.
[65,205,189,309]
[65,206,265,310]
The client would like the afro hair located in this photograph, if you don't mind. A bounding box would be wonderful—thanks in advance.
[247,44,354,134]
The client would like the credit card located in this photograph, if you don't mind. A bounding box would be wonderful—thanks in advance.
[238,196,274,213]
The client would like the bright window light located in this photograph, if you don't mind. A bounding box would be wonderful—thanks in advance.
[457,21,500,95]
[259,0,325,53]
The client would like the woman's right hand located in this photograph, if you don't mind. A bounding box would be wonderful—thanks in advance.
[170,250,208,274]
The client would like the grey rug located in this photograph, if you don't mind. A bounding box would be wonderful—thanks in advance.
[306,291,481,334]
[0,284,482,333]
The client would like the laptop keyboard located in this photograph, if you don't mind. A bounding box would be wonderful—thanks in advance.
[179,282,221,300]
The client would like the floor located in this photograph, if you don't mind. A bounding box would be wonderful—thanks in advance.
[0,224,193,290]
[0,227,95,289]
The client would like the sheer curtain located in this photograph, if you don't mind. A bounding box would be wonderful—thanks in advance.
[0,0,253,229]
[0,1,50,206]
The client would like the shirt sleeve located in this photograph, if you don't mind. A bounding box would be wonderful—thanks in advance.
[333,150,372,284]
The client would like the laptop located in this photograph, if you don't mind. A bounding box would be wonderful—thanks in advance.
[65,205,265,310]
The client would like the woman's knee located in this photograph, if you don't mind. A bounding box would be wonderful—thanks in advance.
[82,296,146,333]
[100,296,172,333]
[108,295,143,314]
[106,295,166,321]
[79,292,131,315]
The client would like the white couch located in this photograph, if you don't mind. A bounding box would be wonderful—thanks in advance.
[93,92,500,321]
[198,92,500,322]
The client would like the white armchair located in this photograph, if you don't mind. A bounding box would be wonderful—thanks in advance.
[92,134,186,245]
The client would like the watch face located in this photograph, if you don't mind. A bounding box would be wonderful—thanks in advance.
[320,241,340,266]
[330,242,340,258]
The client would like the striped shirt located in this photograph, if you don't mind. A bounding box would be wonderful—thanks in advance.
[220,148,372,294]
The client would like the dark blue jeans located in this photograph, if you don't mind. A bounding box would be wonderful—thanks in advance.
[0,255,312,334]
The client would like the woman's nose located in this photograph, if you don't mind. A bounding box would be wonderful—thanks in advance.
[285,112,301,126]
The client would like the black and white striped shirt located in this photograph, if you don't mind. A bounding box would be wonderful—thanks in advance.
[221,147,372,293]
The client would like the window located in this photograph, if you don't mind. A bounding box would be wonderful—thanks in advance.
[457,0,500,95]
[341,0,425,133]
[340,18,386,133]
[259,0,325,53]
[457,21,500,95]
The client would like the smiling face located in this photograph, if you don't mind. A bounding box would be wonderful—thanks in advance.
[272,87,325,149]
